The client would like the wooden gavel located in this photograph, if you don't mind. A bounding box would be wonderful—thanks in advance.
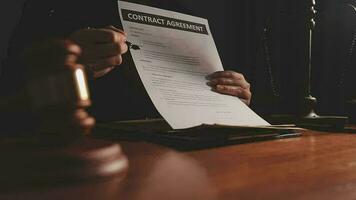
[0,39,95,136]
[0,40,129,189]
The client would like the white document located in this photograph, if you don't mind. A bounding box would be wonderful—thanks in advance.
[118,1,269,129]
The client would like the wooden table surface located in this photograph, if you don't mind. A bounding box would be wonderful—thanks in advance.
[3,128,356,200]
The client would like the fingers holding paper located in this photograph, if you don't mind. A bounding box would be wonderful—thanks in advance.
[69,26,128,79]
[206,71,251,105]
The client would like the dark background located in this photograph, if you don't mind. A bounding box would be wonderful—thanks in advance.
[1,0,354,116]
[0,0,25,63]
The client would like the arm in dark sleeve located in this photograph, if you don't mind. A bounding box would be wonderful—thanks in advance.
[0,0,70,96]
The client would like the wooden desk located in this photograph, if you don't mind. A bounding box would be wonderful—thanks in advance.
[3,129,356,200]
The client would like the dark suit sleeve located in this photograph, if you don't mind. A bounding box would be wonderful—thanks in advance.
[2,0,199,121]
[0,0,71,96]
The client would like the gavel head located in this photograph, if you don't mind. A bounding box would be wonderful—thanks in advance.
[22,39,95,136]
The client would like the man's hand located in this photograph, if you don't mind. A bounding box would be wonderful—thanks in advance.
[206,71,251,105]
[70,26,128,79]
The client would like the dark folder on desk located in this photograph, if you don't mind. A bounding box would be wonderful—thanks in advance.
[95,119,302,150]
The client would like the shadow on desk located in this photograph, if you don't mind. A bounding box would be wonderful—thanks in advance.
[0,137,128,196]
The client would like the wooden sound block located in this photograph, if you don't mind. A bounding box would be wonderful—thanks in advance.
[0,138,128,191]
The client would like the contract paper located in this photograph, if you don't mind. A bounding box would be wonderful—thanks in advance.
[118,1,269,129]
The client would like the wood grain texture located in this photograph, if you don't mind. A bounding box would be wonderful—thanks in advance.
[3,128,356,200]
